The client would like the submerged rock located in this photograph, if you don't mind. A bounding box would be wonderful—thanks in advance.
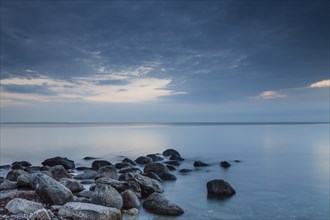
[24,166,41,173]
[12,161,32,168]
[206,179,236,198]
[91,184,123,209]
[30,173,74,205]
[169,154,184,161]
[122,158,137,166]
[162,149,181,157]
[58,202,121,220]
[42,156,75,170]
[118,167,142,174]
[143,192,184,216]
[220,161,231,168]
[135,156,152,165]
[5,198,43,214]
[83,156,98,160]
[194,160,210,167]
[179,169,194,173]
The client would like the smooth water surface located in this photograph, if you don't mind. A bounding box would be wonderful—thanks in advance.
[0,123,329,219]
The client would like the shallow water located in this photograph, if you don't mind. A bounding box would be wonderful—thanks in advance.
[0,123,329,219]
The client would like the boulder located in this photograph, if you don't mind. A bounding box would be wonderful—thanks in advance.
[194,161,209,167]
[74,170,98,180]
[135,156,152,165]
[163,160,180,166]
[206,179,236,197]
[29,208,52,220]
[118,167,142,174]
[179,169,194,173]
[0,190,41,207]
[5,198,43,214]
[60,178,84,193]
[6,169,29,181]
[50,165,72,181]
[143,192,184,216]
[91,184,123,209]
[42,156,75,170]
[58,202,121,220]
[114,162,133,170]
[122,158,137,166]
[95,165,119,180]
[169,154,184,161]
[122,207,138,216]
[77,190,94,198]
[144,162,176,181]
[92,160,113,170]
[220,161,231,168]
[121,189,140,209]
[17,174,32,188]
[24,166,41,173]
[83,156,98,160]
[30,173,74,205]
[0,179,17,190]
[12,161,32,168]
[142,172,162,182]
[163,149,181,157]
[166,165,176,171]
[146,154,164,162]
[96,178,142,198]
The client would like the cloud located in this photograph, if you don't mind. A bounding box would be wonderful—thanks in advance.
[252,91,287,100]
[309,79,330,88]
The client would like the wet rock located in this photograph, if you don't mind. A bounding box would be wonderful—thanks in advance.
[0,177,4,184]
[74,196,91,203]
[144,162,176,181]
[59,202,121,220]
[160,173,177,180]
[29,208,51,220]
[163,149,181,157]
[95,178,142,198]
[42,156,75,170]
[0,190,41,207]
[95,165,119,180]
[5,198,43,214]
[0,179,17,190]
[91,184,123,209]
[166,165,176,171]
[169,154,184,161]
[83,156,98,160]
[74,170,98,180]
[77,190,94,198]
[234,160,241,163]
[142,172,162,182]
[163,160,180,166]
[0,165,11,170]
[80,180,95,184]
[115,162,133,170]
[12,161,32,168]
[6,169,29,181]
[31,173,74,205]
[194,160,210,167]
[206,179,236,198]
[50,165,72,181]
[135,156,152,165]
[122,158,137,166]
[24,166,41,173]
[11,164,25,170]
[76,166,91,171]
[121,189,140,209]
[146,154,164,162]
[17,174,32,188]
[143,192,184,216]
[179,169,194,173]
[92,160,113,171]
[122,207,138,216]
[118,167,142,174]
[220,161,231,168]
[60,178,84,193]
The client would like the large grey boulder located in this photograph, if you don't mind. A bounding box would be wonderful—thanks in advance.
[5,198,43,214]
[144,162,176,181]
[135,156,152,165]
[58,202,121,220]
[91,184,123,209]
[162,149,181,157]
[60,178,84,193]
[30,173,74,205]
[42,156,75,169]
[143,192,184,216]
[50,165,72,181]
[95,165,119,180]
[206,179,236,197]
[96,178,142,198]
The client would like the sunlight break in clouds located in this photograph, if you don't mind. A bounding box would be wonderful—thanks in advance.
[253,91,287,99]
[309,79,330,88]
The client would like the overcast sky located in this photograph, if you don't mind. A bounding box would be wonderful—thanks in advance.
[0,0,329,122]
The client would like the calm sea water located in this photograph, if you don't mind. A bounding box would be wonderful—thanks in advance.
[0,123,329,219]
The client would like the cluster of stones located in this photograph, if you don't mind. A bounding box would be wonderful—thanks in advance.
[0,149,237,219]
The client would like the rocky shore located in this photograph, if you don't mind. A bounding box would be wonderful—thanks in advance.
[0,149,237,219]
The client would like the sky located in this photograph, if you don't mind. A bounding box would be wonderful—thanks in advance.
[0,0,329,122]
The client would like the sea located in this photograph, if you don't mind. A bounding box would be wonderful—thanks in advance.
[0,123,329,220]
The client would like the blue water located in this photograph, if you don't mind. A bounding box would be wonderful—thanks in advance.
[0,123,329,219]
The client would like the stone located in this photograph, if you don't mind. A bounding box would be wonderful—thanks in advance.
[146,154,164,162]
[142,172,162,182]
[169,154,184,161]
[121,189,140,209]
[144,162,176,181]
[83,156,98,160]
[166,165,176,171]
[76,166,91,171]
[163,160,180,166]
[122,158,137,166]
[179,169,194,173]
[24,166,41,173]
[92,160,113,170]
[5,198,43,214]
[0,179,17,190]
[122,207,138,215]
[11,164,25,170]
[135,156,152,165]
[118,167,142,174]
[77,190,94,198]
[0,165,11,170]
[29,208,51,220]
[58,202,121,220]
[234,160,241,163]
[0,177,4,184]
[12,161,32,168]
[143,192,184,216]
[114,162,133,170]
[206,179,236,197]
[50,165,72,181]
[42,156,75,169]
[0,190,41,207]
[74,170,98,180]
[17,174,32,188]
[194,160,210,167]
[220,161,231,168]
[95,165,119,180]
[91,184,123,209]
[163,149,181,157]
[6,169,29,181]
[30,173,74,205]
[95,178,142,198]
[60,178,84,193]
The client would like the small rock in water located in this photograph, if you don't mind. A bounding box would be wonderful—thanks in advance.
[5,198,43,214]
[143,192,184,216]
[163,160,180,166]
[95,165,119,180]
[162,149,181,157]
[12,161,32,168]
[146,154,164,162]
[24,166,41,173]
[179,168,194,173]
[83,156,98,160]
[144,162,175,181]
[6,169,29,181]
[42,156,75,170]
[60,178,84,193]
[234,160,241,163]
[169,154,184,161]
[0,179,17,190]
[220,161,231,168]
[122,158,137,166]
[135,156,153,165]
[118,167,142,174]
[121,189,140,209]
[0,164,11,170]
[74,170,98,180]
[91,183,123,209]
[194,160,210,167]
[206,179,236,198]
[50,165,72,180]
[92,160,113,170]
[142,172,162,182]
[166,165,176,171]
[115,162,133,169]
